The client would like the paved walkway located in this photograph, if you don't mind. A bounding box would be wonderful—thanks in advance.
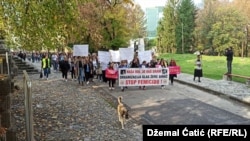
[24,59,250,106]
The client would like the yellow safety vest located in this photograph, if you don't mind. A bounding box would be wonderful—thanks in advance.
[42,58,50,68]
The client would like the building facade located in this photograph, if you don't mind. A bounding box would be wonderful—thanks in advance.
[145,6,164,39]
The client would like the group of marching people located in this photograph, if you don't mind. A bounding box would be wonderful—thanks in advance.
[40,52,178,91]
[106,54,178,92]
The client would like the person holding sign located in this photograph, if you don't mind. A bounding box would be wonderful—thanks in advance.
[106,62,118,90]
[139,60,148,90]
[169,59,177,85]
[119,60,128,92]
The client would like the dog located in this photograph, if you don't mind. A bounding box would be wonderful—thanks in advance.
[117,96,129,129]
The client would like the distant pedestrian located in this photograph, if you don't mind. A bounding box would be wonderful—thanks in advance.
[225,47,233,74]
[41,54,51,80]
[76,57,85,85]
[193,55,202,82]
[169,59,177,85]
[59,57,70,82]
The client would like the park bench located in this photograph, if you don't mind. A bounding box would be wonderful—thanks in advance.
[223,73,250,86]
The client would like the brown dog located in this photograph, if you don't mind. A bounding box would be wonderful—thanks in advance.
[117,96,129,129]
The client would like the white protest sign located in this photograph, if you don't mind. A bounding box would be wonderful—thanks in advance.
[109,50,120,62]
[119,47,134,63]
[73,44,89,56]
[98,51,111,64]
[138,50,152,64]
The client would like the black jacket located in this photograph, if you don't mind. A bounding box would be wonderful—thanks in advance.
[60,60,70,72]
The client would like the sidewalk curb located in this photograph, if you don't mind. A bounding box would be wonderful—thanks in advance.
[175,79,250,106]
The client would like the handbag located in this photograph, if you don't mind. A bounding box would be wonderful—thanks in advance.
[40,69,43,78]
[105,69,118,79]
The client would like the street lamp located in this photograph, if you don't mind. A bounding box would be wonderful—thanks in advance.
[182,22,184,54]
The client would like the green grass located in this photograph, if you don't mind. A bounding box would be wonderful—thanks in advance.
[159,53,250,83]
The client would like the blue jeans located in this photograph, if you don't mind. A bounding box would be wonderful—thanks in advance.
[52,60,58,71]
[43,68,50,78]
[78,68,85,82]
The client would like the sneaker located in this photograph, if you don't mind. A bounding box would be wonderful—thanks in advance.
[109,87,111,90]
[87,81,89,85]
[112,87,115,90]
[65,79,67,82]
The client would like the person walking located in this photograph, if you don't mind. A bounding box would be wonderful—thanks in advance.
[139,60,148,90]
[76,57,85,85]
[169,59,177,85]
[193,55,203,82]
[106,62,117,90]
[119,60,128,92]
[70,57,77,81]
[41,54,51,80]
[60,57,70,82]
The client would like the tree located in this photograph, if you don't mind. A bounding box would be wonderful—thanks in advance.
[175,0,196,53]
[0,0,82,51]
[157,0,179,53]
[208,6,246,56]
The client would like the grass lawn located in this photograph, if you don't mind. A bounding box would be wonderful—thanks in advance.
[159,53,250,83]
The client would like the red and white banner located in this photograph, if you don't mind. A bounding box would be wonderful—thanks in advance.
[118,68,169,86]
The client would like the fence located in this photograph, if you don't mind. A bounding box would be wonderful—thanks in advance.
[23,70,35,141]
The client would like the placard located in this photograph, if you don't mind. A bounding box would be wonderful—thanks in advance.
[119,47,134,63]
[73,44,89,56]
[168,66,181,74]
[98,51,111,64]
[138,50,152,64]
[109,50,120,62]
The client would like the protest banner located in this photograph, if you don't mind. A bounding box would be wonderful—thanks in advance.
[138,50,152,64]
[105,69,118,79]
[118,68,169,86]
[168,66,181,74]
[109,50,120,62]
[98,51,111,64]
[73,44,89,56]
[119,47,134,63]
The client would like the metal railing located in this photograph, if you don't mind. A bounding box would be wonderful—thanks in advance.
[23,70,35,141]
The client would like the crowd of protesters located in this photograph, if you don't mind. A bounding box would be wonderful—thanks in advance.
[13,50,178,91]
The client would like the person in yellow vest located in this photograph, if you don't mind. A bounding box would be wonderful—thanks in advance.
[41,54,51,80]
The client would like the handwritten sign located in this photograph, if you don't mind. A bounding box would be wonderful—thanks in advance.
[109,50,120,62]
[98,51,111,64]
[119,47,134,63]
[138,50,152,64]
[73,44,89,56]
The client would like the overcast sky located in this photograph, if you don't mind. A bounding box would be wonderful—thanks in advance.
[134,0,203,10]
